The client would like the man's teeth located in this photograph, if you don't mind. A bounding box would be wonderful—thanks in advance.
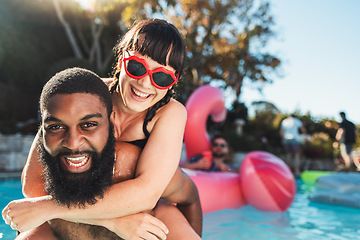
[132,87,150,98]
[65,156,88,168]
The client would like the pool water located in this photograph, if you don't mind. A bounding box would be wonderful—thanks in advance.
[203,179,360,240]
[1,179,360,240]
[0,179,22,240]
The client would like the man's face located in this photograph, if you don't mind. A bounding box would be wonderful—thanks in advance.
[42,93,110,171]
[211,138,229,158]
[39,93,115,207]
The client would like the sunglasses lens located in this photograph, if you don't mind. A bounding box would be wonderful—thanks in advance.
[214,143,226,148]
[152,72,175,88]
[127,60,147,77]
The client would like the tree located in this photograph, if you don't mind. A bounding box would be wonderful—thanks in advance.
[0,0,73,132]
[164,0,280,105]
[0,0,176,133]
[50,0,174,75]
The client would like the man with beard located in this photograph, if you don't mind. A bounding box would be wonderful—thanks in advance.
[3,68,201,240]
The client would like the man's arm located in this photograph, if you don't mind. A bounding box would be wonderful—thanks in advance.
[181,155,211,170]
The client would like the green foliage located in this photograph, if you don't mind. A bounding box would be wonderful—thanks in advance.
[303,132,333,159]
[221,105,341,159]
[46,58,98,80]
[166,0,280,104]
[226,132,263,152]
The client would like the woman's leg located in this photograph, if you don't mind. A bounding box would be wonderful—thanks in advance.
[153,201,201,240]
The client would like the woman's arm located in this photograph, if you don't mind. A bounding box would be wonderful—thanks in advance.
[3,197,168,240]
[79,213,169,240]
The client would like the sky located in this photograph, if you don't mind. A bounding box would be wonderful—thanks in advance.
[240,0,360,124]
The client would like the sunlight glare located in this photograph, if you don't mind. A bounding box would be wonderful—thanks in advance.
[75,0,92,9]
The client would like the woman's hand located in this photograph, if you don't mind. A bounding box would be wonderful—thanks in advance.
[2,195,56,232]
[99,212,169,240]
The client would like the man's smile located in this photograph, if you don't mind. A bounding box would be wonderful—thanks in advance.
[61,154,92,173]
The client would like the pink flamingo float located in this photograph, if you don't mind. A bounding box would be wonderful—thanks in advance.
[182,85,296,213]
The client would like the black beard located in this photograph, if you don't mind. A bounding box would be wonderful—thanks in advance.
[38,125,115,208]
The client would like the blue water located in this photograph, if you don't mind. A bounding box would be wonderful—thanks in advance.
[1,179,360,240]
[0,179,22,240]
[202,180,360,240]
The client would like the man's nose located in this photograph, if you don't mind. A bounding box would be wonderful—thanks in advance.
[62,128,85,150]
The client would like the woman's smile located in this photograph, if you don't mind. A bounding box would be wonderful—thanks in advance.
[130,85,152,100]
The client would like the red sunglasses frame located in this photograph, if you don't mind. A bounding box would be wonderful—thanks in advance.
[122,55,178,90]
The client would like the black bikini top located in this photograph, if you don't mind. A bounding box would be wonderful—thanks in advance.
[125,119,150,149]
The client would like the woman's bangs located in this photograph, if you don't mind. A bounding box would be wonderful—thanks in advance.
[136,29,184,74]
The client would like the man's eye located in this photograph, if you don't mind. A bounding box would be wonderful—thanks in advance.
[82,122,97,129]
[46,125,63,132]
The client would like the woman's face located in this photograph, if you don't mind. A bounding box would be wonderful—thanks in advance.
[118,51,176,113]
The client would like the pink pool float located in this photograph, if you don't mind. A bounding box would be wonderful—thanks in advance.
[183,85,296,213]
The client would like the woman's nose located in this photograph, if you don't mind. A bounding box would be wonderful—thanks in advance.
[137,74,153,89]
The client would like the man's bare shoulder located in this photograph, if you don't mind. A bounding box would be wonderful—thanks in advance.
[113,141,141,183]
[49,219,123,240]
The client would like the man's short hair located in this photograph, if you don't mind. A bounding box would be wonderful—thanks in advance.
[40,67,112,117]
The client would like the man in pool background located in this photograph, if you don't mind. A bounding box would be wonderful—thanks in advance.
[333,111,358,170]
[181,134,237,172]
[3,68,201,239]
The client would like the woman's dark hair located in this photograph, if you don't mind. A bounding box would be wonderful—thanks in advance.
[109,19,186,131]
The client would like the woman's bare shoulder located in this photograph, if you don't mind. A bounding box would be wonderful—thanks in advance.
[164,99,186,113]
[157,99,187,121]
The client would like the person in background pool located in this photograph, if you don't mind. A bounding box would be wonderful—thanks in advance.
[333,111,358,171]
[5,19,203,238]
[181,134,237,173]
[280,114,306,176]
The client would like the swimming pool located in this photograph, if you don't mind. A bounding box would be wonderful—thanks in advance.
[1,179,360,240]
[0,179,22,240]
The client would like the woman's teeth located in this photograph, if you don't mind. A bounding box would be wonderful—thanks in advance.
[65,156,89,168]
[132,87,150,98]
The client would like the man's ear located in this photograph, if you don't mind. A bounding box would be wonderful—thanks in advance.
[110,111,116,125]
